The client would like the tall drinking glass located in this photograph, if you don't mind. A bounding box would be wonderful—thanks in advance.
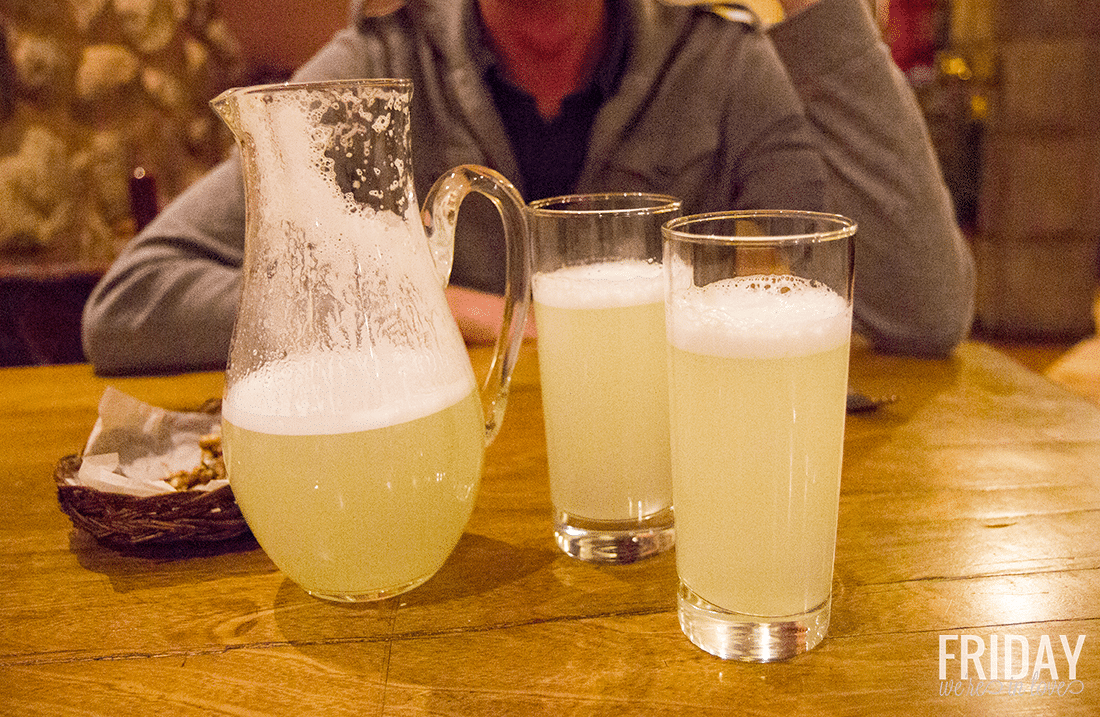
[529,193,682,563]
[663,210,855,660]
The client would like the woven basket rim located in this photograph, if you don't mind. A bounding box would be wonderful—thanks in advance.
[55,453,250,548]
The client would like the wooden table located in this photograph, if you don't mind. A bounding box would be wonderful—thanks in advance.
[2,341,1099,715]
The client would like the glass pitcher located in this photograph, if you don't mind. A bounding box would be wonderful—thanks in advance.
[210,79,530,602]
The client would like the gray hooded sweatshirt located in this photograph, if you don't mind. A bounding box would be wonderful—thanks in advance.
[82,0,975,374]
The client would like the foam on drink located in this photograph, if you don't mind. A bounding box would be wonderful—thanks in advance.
[669,275,850,358]
[223,351,475,436]
[242,84,414,222]
[225,89,473,435]
[533,259,664,309]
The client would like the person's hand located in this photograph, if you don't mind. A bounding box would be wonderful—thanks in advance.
[445,285,537,345]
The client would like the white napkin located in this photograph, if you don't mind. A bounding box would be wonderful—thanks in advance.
[68,387,226,497]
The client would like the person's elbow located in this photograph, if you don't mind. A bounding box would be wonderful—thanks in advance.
[859,314,972,358]
[82,281,126,374]
[81,269,236,376]
[81,282,157,375]
[855,284,976,358]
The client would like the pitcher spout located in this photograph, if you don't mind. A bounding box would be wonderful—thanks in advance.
[209,86,244,139]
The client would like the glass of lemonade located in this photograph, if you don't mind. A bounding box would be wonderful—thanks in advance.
[663,210,855,661]
[528,193,682,563]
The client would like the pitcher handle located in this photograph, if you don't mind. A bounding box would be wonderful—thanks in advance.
[422,164,531,445]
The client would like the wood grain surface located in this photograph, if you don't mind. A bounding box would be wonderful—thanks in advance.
[1,341,1098,715]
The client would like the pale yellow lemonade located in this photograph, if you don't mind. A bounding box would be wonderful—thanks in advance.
[668,275,851,617]
[222,360,484,599]
[532,259,671,521]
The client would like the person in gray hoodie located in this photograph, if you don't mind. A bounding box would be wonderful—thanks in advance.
[82,0,976,374]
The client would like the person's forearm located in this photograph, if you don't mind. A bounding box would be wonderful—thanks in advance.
[769,0,976,355]
[83,159,246,375]
[447,285,508,345]
[83,254,239,375]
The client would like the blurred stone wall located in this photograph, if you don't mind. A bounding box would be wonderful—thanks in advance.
[968,0,1100,339]
[0,0,243,264]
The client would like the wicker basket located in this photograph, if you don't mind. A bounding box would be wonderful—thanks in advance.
[54,453,251,548]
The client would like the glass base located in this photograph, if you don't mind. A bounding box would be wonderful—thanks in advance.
[554,508,674,564]
[677,581,830,662]
[303,573,434,603]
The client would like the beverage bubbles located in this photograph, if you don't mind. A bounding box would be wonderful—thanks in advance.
[668,275,851,358]
[668,275,851,619]
[222,353,483,602]
[533,259,664,310]
[533,259,671,524]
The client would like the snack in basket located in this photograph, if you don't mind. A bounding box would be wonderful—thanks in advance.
[165,434,225,491]
[54,388,249,547]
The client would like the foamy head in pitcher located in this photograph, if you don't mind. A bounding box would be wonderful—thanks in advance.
[223,350,474,435]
